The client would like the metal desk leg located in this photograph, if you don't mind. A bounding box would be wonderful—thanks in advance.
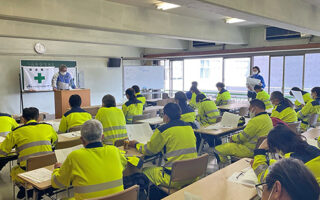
[33,189,39,200]
[198,138,205,155]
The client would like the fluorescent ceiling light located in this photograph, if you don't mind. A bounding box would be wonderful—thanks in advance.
[156,2,180,10]
[225,18,246,24]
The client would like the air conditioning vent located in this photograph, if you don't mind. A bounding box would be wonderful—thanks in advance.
[193,41,216,48]
[266,27,301,40]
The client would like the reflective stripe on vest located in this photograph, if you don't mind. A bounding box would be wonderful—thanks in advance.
[53,175,66,188]
[0,149,8,156]
[104,133,128,140]
[0,131,10,137]
[16,140,52,153]
[17,151,53,163]
[254,164,268,178]
[163,147,197,167]
[103,126,126,132]
[73,179,123,194]
[206,109,219,114]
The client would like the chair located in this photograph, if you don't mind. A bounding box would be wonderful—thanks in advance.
[309,114,319,128]
[86,185,139,200]
[68,125,82,132]
[13,152,57,199]
[132,113,152,123]
[287,121,301,134]
[238,107,249,117]
[159,153,209,195]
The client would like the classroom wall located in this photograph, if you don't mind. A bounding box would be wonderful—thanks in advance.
[144,26,320,55]
[0,37,142,115]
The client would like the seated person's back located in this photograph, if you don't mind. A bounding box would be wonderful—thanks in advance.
[52,120,135,200]
[215,82,231,106]
[122,88,143,124]
[0,112,19,136]
[175,91,196,127]
[59,94,92,133]
[132,85,146,106]
[196,94,220,126]
[95,94,127,145]
[270,91,297,123]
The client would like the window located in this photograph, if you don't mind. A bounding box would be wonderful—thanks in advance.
[284,55,304,95]
[172,60,184,92]
[253,56,269,92]
[164,60,170,92]
[224,58,250,93]
[184,58,223,92]
[305,53,320,92]
[269,56,284,93]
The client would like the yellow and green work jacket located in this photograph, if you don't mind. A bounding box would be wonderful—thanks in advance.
[59,107,92,133]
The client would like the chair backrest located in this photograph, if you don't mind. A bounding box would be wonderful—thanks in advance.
[287,121,301,134]
[309,114,319,127]
[238,107,249,117]
[132,113,152,123]
[170,153,209,183]
[68,125,82,132]
[86,185,139,200]
[27,152,57,171]
[55,139,82,150]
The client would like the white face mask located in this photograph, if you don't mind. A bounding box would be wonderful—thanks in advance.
[60,71,67,76]
[252,71,258,75]
[249,108,255,118]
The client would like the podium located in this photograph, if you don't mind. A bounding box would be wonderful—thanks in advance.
[54,89,91,119]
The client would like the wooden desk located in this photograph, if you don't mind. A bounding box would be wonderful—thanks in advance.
[118,146,144,158]
[136,116,163,125]
[217,102,250,111]
[163,159,257,200]
[56,132,82,149]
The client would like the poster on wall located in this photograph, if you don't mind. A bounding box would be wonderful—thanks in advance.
[20,60,77,92]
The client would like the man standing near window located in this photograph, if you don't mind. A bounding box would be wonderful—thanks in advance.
[52,64,76,90]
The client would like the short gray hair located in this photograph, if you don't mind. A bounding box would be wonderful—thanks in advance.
[81,119,103,143]
[59,64,67,71]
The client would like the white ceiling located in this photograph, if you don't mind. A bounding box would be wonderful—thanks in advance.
[106,0,260,27]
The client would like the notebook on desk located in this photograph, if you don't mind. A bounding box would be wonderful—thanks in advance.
[228,167,258,187]
[126,123,154,144]
[205,112,241,130]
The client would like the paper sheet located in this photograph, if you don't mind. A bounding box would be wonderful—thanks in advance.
[139,117,163,124]
[45,120,60,132]
[126,123,153,144]
[307,138,319,147]
[291,91,305,104]
[246,77,261,90]
[228,167,258,187]
[55,144,83,163]
[205,112,240,130]
[61,131,81,138]
[184,192,202,200]
[19,168,52,183]
[0,137,5,143]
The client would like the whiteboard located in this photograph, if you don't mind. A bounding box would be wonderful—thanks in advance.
[124,66,164,90]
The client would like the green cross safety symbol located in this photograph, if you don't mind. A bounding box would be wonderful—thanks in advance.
[34,73,45,83]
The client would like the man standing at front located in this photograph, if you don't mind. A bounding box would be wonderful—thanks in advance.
[52,64,76,90]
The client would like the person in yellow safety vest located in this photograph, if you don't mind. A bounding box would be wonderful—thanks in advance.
[196,94,220,126]
[128,103,197,189]
[254,85,273,110]
[122,88,143,124]
[52,120,142,200]
[289,87,313,112]
[0,112,19,137]
[95,94,127,145]
[270,91,297,123]
[297,87,320,131]
[58,95,92,133]
[215,82,231,106]
[252,125,320,186]
[189,83,205,109]
[256,158,319,200]
[132,85,146,108]
[174,91,197,129]
[214,99,273,164]
[0,107,58,199]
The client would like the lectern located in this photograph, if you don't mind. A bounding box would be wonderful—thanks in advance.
[54,89,91,119]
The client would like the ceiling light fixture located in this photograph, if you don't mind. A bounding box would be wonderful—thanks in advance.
[225,18,246,24]
[156,2,180,10]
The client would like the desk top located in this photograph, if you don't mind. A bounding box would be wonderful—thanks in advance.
[195,126,244,137]
[217,102,250,110]
[163,159,257,200]
[146,98,162,103]
[144,106,164,112]
[136,116,163,125]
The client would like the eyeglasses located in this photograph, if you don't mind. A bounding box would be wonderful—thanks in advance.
[255,182,267,197]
